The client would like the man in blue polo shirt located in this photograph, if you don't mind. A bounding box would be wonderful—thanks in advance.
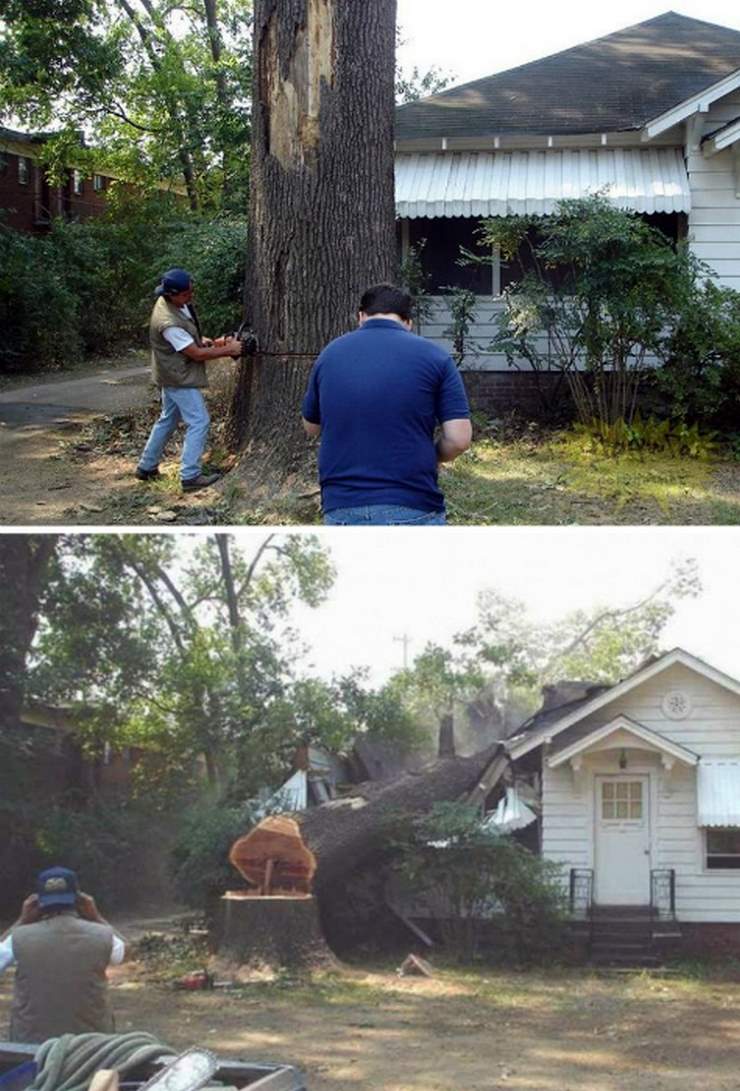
[301,284,472,525]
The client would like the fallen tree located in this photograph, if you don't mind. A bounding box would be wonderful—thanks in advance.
[214,744,509,970]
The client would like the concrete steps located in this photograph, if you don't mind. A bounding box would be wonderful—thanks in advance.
[584,905,681,967]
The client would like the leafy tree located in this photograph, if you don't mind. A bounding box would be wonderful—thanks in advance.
[0,0,252,210]
[393,559,702,735]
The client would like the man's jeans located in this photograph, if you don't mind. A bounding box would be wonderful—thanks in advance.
[138,387,210,483]
[324,504,446,526]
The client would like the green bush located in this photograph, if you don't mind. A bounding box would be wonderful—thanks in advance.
[0,207,248,373]
[655,280,740,430]
[391,802,568,964]
[171,797,263,917]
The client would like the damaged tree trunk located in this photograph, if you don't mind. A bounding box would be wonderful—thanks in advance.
[215,746,508,970]
[227,0,398,491]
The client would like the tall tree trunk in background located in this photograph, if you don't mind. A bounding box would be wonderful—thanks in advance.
[0,536,59,730]
[228,0,398,488]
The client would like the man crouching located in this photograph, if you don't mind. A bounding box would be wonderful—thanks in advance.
[136,267,243,492]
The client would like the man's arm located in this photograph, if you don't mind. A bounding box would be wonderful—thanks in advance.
[436,418,472,464]
[77,893,126,963]
[302,418,321,438]
[182,338,242,362]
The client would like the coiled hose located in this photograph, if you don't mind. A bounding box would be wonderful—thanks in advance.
[29,1033,174,1091]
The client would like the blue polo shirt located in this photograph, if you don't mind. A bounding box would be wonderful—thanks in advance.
[301,318,471,513]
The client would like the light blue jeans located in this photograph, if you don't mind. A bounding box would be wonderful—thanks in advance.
[324,504,446,526]
[138,387,210,483]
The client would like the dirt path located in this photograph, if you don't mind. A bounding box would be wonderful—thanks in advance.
[67,966,740,1091]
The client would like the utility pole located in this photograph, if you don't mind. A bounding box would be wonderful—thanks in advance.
[393,633,412,670]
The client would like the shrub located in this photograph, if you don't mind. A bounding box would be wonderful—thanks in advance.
[171,796,264,917]
[655,280,740,430]
[391,802,567,963]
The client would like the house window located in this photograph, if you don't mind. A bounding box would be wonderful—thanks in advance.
[18,156,29,185]
[72,170,84,195]
[706,828,740,870]
[602,780,643,820]
[93,174,105,192]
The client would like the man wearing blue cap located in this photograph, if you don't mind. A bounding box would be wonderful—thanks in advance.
[0,866,125,1042]
[136,268,243,491]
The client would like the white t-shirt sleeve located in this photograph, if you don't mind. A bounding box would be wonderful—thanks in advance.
[110,934,125,965]
[0,935,15,973]
[162,326,195,352]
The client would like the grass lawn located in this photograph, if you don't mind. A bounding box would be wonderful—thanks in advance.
[442,432,740,526]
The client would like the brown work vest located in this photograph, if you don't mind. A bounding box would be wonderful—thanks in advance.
[149,296,207,389]
[10,913,115,1043]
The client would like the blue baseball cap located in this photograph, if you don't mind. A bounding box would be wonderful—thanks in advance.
[155,268,192,297]
[37,866,79,908]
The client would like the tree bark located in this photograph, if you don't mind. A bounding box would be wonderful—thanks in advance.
[228,0,398,488]
[0,536,59,730]
[213,893,337,975]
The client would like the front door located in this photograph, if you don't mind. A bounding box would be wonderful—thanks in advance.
[594,775,651,905]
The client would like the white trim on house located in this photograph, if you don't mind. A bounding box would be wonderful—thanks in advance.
[508,648,740,761]
[395,148,692,218]
[642,67,740,140]
[548,714,699,770]
[703,117,740,156]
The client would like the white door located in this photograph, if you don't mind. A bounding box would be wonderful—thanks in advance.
[594,775,651,905]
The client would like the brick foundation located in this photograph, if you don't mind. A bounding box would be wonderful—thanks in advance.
[679,923,740,959]
[461,370,575,422]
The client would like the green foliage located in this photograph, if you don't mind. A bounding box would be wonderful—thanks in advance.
[0,210,247,372]
[170,796,263,913]
[442,286,478,367]
[390,803,568,963]
[33,798,161,908]
[571,412,718,459]
[482,195,703,426]
[399,238,435,331]
[655,280,740,429]
[0,0,252,210]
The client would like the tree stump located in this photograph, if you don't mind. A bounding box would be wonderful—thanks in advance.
[213,892,337,976]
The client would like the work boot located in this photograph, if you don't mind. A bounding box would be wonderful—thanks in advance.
[181,472,220,492]
[135,466,161,481]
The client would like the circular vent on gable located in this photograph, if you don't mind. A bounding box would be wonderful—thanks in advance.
[662,690,691,720]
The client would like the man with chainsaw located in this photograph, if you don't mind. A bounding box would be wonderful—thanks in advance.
[0,866,126,1042]
[135,267,244,492]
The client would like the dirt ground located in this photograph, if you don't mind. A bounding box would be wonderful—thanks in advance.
[3,940,740,1091]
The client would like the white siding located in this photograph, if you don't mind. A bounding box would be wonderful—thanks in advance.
[541,662,740,921]
[687,90,740,292]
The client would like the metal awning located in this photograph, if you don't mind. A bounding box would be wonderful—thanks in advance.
[395,148,691,218]
[697,763,740,827]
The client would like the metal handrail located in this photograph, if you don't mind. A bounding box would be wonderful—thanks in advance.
[569,867,594,919]
[650,867,676,919]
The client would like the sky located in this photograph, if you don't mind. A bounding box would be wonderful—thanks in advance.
[213,527,740,688]
[395,1,740,87]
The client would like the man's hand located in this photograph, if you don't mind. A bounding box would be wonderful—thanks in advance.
[76,892,103,922]
[18,894,40,925]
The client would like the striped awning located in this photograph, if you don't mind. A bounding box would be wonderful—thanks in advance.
[395,148,691,218]
[697,763,740,827]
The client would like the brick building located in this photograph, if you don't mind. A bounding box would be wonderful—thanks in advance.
[0,127,118,234]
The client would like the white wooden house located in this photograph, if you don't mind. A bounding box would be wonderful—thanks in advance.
[504,648,740,956]
[394,12,740,411]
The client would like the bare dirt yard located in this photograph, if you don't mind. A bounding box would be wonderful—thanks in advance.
[3,937,740,1091]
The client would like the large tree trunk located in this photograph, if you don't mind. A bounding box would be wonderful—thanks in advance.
[219,746,508,964]
[228,0,398,489]
[0,535,59,730]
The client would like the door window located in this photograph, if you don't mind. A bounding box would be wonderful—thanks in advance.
[602,780,643,820]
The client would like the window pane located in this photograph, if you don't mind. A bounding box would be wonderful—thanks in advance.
[630,782,642,800]
[629,801,642,818]
[616,801,629,818]
[616,783,629,800]
[603,783,614,800]
[707,829,740,855]
[602,801,615,819]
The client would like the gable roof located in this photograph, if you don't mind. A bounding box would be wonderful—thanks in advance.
[507,648,740,761]
[547,713,699,768]
[395,12,740,142]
